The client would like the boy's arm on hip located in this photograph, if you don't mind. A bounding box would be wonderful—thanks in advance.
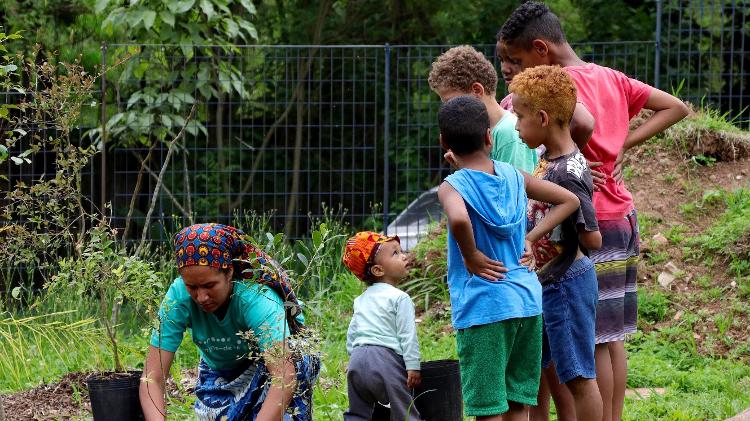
[624,88,689,151]
[438,182,476,257]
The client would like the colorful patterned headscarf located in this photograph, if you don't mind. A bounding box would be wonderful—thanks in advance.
[173,223,303,334]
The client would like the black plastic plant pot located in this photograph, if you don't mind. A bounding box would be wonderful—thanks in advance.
[371,359,464,421]
[86,370,144,421]
[414,359,463,421]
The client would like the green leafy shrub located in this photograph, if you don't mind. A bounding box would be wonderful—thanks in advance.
[638,289,670,324]
[403,221,449,310]
[48,225,162,372]
[687,189,750,278]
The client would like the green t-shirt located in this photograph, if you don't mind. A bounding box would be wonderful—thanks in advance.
[490,112,539,173]
[150,277,298,370]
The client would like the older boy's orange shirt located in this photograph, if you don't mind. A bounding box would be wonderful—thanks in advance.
[564,63,652,220]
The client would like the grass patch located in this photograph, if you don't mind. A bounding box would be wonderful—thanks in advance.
[626,331,750,420]
[663,104,750,162]
[638,289,671,325]
[687,189,750,278]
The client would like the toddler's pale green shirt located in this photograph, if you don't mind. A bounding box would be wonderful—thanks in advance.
[346,282,421,370]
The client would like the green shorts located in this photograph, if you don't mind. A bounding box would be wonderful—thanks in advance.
[456,315,542,416]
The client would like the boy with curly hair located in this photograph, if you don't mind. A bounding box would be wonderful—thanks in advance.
[510,65,603,421]
[428,45,538,173]
[497,3,689,420]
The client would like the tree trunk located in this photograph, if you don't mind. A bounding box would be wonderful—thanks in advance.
[282,0,331,237]
[215,91,229,214]
[284,85,305,238]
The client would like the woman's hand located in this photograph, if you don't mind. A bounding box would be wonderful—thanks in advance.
[256,342,298,421]
[139,346,175,421]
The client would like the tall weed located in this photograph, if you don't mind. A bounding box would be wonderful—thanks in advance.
[0,311,102,392]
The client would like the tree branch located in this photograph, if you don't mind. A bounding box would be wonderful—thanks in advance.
[132,152,191,220]
[122,141,158,245]
[135,103,198,258]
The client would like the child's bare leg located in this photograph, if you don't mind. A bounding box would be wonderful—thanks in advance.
[529,370,550,421]
[501,401,528,421]
[566,377,602,421]
[595,343,614,421]
[545,364,576,421]
[609,341,627,421]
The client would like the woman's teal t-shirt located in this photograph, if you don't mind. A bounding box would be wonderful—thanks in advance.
[150,277,300,370]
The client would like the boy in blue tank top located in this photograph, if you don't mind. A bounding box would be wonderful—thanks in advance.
[437,95,580,420]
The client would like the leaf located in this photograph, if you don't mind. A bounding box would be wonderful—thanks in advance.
[11,156,23,165]
[127,92,142,109]
[169,0,196,14]
[239,0,256,14]
[223,18,239,38]
[237,20,258,40]
[11,287,21,299]
[143,10,157,31]
[126,9,145,28]
[312,231,322,248]
[94,0,110,13]
[199,0,215,20]
[297,253,309,267]
[180,43,194,60]
[0,64,17,74]
[159,10,175,27]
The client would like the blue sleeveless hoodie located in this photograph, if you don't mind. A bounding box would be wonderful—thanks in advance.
[444,160,542,329]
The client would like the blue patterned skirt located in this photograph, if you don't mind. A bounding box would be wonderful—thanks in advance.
[194,354,320,421]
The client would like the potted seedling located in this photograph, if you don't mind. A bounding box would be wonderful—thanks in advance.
[49,225,163,421]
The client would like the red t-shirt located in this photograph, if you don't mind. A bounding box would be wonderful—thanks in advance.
[500,93,513,111]
[564,63,652,220]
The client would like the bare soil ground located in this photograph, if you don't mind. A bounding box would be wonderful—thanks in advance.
[626,141,750,358]
[2,372,91,420]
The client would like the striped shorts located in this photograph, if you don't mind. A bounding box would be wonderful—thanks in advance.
[590,210,640,344]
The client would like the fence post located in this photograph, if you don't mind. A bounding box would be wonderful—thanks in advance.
[654,0,662,89]
[100,43,108,212]
[383,43,391,234]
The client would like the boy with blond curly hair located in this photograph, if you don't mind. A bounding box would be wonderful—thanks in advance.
[510,65,604,421]
[428,45,538,173]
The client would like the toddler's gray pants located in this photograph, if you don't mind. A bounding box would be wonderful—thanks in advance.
[344,345,424,421]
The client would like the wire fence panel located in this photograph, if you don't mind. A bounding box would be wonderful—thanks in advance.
[5,0,749,247]
[107,45,383,242]
[662,0,749,125]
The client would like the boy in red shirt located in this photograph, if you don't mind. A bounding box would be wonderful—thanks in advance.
[496,3,689,420]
